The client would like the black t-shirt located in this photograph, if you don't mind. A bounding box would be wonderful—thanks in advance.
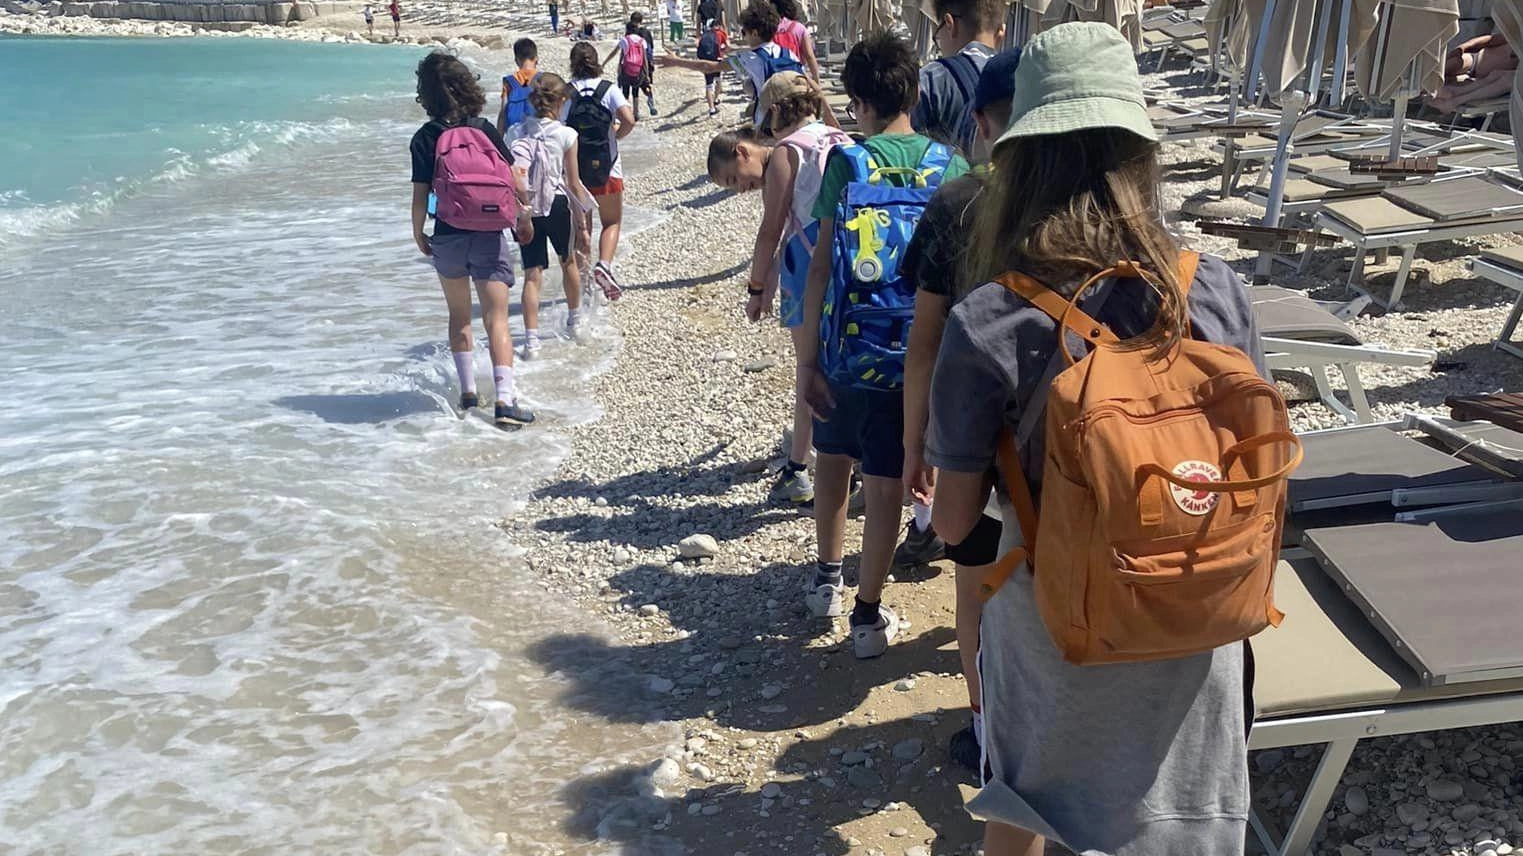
[696,0,720,23]
[409,116,514,235]
[904,172,983,303]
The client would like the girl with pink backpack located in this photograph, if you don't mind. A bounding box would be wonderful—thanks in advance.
[408,52,536,428]
[704,71,849,507]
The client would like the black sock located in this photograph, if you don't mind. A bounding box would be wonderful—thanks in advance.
[784,459,807,475]
[813,560,842,588]
[850,596,881,627]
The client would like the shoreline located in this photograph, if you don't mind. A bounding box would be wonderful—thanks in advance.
[9,11,1523,854]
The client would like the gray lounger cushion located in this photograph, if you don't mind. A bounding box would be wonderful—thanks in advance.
[1250,286,1361,344]
[1384,176,1523,221]
[1287,425,1493,510]
[1304,512,1523,686]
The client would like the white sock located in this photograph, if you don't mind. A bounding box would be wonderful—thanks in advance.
[912,499,933,531]
[493,365,515,405]
[526,328,540,347]
[452,350,476,394]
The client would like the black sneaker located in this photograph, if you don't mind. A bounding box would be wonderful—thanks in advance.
[459,392,480,411]
[893,520,946,568]
[494,401,536,429]
[949,724,982,771]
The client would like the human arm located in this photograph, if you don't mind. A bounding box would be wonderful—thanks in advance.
[746,145,798,322]
[925,304,1013,544]
[902,289,948,502]
[564,137,595,212]
[611,103,637,139]
[656,52,728,73]
[410,182,431,256]
[1460,32,1509,53]
[603,43,623,69]
[799,30,820,81]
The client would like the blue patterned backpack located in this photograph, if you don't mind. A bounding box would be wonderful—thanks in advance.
[819,141,953,390]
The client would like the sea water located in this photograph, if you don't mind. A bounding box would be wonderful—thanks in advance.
[0,35,671,854]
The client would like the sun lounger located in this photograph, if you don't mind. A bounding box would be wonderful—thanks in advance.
[1467,246,1523,360]
[1287,422,1498,511]
[1314,173,1523,308]
[1407,413,1523,478]
[1448,392,1523,434]
[1250,556,1523,856]
[1250,286,1437,423]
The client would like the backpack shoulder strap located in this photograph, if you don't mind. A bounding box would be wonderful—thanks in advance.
[936,52,981,107]
[593,80,612,101]
[995,271,1121,349]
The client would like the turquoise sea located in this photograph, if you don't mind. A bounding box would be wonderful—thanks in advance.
[0,34,668,855]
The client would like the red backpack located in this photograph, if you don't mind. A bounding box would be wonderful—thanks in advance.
[431,120,519,232]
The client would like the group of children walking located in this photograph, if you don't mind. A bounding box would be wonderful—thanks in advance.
[410,38,632,428]
[411,7,1280,852]
[703,3,1275,854]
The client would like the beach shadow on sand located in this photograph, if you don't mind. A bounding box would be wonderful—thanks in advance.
[273,391,443,424]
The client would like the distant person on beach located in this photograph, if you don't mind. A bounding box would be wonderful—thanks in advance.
[666,0,684,43]
[768,0,820,81]
[1431,32,1518,114]
[658,1,802,125]
[706,72,851,505]
[607,20,651,119]
[548,0,560,34]
[696,18,728,115]
[899,46,1019,773]
[632,12,660,116]
[409,53,537,428]
[564,41,637,301]
[926,24,1259,855]
[512,73,598,354]
[910,0,1001,156]
[362,3,374,36]
[500,38,541,138]
[574,18,600,39]
[797,33,969,656]
[388,0,400,36]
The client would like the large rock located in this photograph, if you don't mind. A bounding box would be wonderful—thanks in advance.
[677,534,719,559]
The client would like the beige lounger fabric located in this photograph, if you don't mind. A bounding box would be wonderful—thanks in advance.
[1383,176,1523,220]
[1322,195,1434,231]
[1481,245,1523,268]
[1254,560,1523,718]
[1355,0,1459,100]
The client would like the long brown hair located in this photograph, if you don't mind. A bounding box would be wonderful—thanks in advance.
[967,128,1186,351]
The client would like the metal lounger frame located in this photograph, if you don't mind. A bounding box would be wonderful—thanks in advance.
[1261,336,1436,424]
[1311,209,1523,309]
[1468,256,1523,360]
[1249,692,1523,856]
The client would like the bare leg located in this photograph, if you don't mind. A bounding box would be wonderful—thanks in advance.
[560,253,583,312]
[787,326,814,465]
[522,266,544,332]
[594,191,623,266]
[439,274,474,353]
[857,474,902,603]
[955,561,987,708]
[814,452,853,564]
[474,278,514,376]
[985,822,1044,856]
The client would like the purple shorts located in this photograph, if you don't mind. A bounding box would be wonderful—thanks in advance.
[430,230,515,284]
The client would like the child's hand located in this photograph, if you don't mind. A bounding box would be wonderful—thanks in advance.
[414,232,432,257]
[744,289,773,322]
[800,366,836,421]
[902,445,936,504]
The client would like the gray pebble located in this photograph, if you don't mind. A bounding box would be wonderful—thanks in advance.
[1345,785,1369,816]
[639,604,660,617]
[760,782,781,799]
[743,358,777,372]
[841,750,868,766]
[847,766,882,789]
[893,738,924,761]
[648,676,675,694]
[1427,779,1464,802]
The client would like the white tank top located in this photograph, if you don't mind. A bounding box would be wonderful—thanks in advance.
[777,121,852,247]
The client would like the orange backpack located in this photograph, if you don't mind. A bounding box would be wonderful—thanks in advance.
[983,253,1301,665]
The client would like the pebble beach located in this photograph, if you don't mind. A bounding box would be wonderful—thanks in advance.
[6,2,1523,854]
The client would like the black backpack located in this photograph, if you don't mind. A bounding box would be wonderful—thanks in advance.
[565,81,616,186]
[697,28,720,60]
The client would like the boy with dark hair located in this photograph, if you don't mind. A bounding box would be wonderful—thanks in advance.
[656,0,800,125]
[910,0,1004,155]
[900,46,1019,768]
[796,32,970,659]
[632,12,659,116]
[501,38,541,135]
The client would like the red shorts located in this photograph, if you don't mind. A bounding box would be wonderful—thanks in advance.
[587,177,625,197]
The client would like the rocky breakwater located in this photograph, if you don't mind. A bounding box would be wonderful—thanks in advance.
[2,0,364,26]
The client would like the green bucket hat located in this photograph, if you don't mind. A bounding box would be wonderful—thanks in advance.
[996,22,1157,148]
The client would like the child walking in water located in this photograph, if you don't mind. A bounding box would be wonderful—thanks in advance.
[705,71,849,505]
[511,73,598,355]
[563,41,637,301]
[409,52,536,428]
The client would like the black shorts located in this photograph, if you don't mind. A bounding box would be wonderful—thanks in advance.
[704,72,720,85]
[617,72,641,100]
[812,383,905,479]
[521,195,572,271]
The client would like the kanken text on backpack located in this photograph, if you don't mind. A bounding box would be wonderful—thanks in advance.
[818,142,952,390]
[981,253,1301,665]
[565,81,616,187]
[502,72,539,128]
[431,119,519,232]
[509,126,561,217]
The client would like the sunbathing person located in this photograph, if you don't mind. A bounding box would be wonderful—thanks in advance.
[1431,37,1517,114]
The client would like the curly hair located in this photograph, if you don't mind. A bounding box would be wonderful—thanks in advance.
[738,0,779,38]
[415,52,485,123]
[569,41,602,79]
[530,72,569,118]
[770,0,804,21]
[841,32,917,119]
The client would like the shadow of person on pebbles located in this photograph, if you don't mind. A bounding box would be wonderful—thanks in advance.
[535,495,802,548]
[526,586,958,731]
[535,442,740,501]
[554,715,990,856]
[639,258,751,290]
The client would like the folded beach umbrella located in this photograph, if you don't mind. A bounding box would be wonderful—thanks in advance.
[1205,0,1253,72]
[1244,0,1382,98]
[1493,0,1523,175]
[1354,0,1460,100]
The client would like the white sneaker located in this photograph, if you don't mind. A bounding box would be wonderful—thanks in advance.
[522,335,542,360]
[567,313,588,343]
[852,606,899,659]
[804,581,844,618]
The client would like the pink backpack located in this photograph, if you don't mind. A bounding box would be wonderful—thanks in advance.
[620,35,647,77]
[432,120,519,232]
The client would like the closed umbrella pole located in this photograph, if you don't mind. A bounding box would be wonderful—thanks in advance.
[1330,0,1353,104]
[1257,89,1311,283]
[1246,0,1281,101]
